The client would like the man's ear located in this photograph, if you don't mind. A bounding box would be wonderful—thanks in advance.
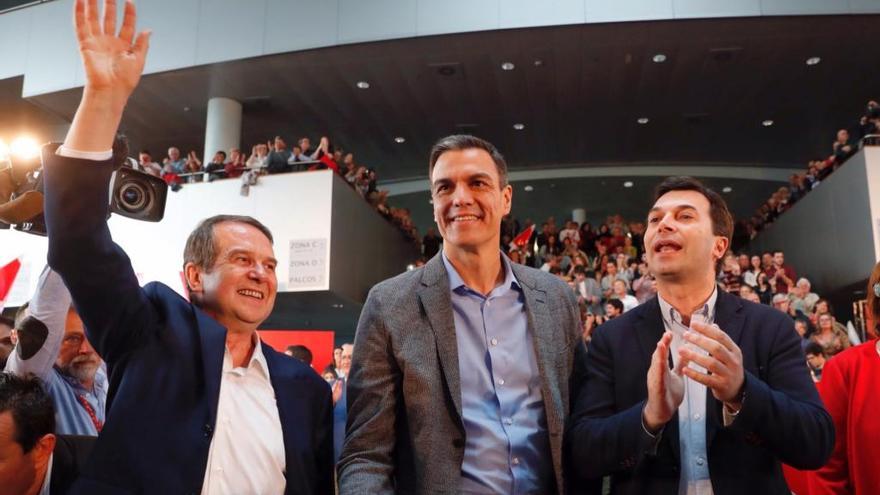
[183,262,203,293]
[33,433,56,464]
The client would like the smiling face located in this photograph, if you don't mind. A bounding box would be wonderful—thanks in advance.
[645,189,728,284]
[55,309,100,385]
[185,222,278,333]
[431,148,512,255]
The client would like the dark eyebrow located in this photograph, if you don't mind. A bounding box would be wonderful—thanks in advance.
[648,204,698,215]
[227,248,277,266]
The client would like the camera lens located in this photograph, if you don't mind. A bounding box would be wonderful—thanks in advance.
[117,182,150,212]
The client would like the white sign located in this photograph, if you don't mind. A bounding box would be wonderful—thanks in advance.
[288,238,328,290]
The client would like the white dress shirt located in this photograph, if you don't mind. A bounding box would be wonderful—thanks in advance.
[658,288,717,495]
[201,334,286,495]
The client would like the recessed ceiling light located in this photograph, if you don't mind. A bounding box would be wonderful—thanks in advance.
[356,81,370,89]
[652,53,667,63]
[533,59,544,67]
[637,117,649,125]
[501,62,515,71]
[762,119,774,127]
[623,181,634,188]
[722,186,733,193]
[394,136,405,144]
[524,185,534,192]
[183,106,191,112]
[513,123,525,130]
[806,56,821,66]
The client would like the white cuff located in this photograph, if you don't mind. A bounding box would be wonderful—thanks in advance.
[57,145,113,161]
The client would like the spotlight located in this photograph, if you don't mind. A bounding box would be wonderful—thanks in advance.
[722,186,733,193]
[501,62,515,71]
[356,81,370,89]
[806,56,821,66]
[513,123,525,130]
[637,117,649,125]
[524,185,534,192]
[762,119,774,127]
[10,136,39,160]
[652,54,667,63]
[394,136,405,144]
[623,181,634,188]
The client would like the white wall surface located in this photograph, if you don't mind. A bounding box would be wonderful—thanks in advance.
[5,0,878,97]
[0,170,336,306]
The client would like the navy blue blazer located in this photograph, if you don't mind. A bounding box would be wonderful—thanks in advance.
[43,151,334,494]
[565,290,833,495]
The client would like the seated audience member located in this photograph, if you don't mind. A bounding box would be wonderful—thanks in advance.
[804,342,826,383]
[246,143,270,172]
[604,299,624,319]
[574,266,603,316]
[184,150,202,183]
[810,313,851,357]
[266,136,292,174]
[611,279,638,313]
[831,128,855,163]
[136,150,162,177]
[203,150,226,181]
[223,148,246,178]
[559,220,580,245]
[807,262,880,494]
[738,284,761,304]
[162,146,186,174]
[284,345,313,367]
[788,278,819,314]
[38,3,334,492]
[742,254,763,288]
[0,316,13,370]
[0,372,96,495]
[632,264,657,304]
[292,137,320,163]
[4,267,107,436]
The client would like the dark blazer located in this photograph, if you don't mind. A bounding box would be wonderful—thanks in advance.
[337,253,589,494]
[50,435,95,494]
[43,151,334,494]
[565,290,834,495]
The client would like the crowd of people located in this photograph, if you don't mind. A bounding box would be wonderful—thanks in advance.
[743,99,880,239]
[423,213,863,383]
[131,136,420,243]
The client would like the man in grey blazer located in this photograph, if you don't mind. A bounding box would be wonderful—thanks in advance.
[338,135,588,494]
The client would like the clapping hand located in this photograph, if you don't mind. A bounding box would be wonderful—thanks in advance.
[643,331,685,433]
[679,322,745,408]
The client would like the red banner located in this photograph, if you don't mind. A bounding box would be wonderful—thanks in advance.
[259,330,336,374]
[0,258,22,308]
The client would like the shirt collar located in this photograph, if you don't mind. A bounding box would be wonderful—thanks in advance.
[441,251,520,294]
[657,285,718,329]
[223,332,270,378]
[39,453,53,495]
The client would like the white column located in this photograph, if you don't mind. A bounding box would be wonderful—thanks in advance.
[203,97,242,163]
[572,208,586,225]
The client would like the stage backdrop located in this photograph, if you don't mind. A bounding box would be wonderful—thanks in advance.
[260,330,335,375]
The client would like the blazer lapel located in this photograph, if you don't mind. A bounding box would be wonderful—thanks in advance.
[418,254,463,421]
[706,290,745,449]
[634,297,681,461]
[195,307,227,426]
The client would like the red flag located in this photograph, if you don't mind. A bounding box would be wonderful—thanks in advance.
[512,225,536,247]
[0,258,22,309]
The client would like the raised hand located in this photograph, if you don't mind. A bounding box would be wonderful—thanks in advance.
[643,331,685,433]
[65,0,151,153]
[75,0,150,101]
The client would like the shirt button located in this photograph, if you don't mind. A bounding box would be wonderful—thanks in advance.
[490,338,498,346]
[696,457,705,466]
[497,378,505,386]
[694,413,702,420]
[504,418,513,425]
[512,457,520,466]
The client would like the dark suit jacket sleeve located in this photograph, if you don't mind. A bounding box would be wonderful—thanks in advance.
[727,314,834,469]
[314,379,336,495]
[565,323,657,480]
[337,286,400,494]
[43,152,157,364]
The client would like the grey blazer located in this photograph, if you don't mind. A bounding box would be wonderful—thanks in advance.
[338,253,587,494]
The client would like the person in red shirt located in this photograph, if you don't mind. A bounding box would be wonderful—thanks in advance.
[807,262,880,494]
[765,250,797,294]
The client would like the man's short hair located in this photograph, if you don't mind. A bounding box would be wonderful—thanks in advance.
[428,135,509,188]
[606,299,624,313]
[653,177,734,271]
[772,293,789,304]
[285,345,313,365]
[804,342,825,357]
[183,215,274,272]
[797,278,810,287]
[0,373,55,453]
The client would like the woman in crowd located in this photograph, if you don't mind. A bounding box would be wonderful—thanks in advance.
[743,254,763,288]
[810,312,851,357]
[807,262,880,493]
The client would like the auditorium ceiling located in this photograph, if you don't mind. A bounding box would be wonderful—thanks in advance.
[8,13,880,219]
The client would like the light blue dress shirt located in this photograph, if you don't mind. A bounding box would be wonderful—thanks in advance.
[46,364,108,435]
[442,253,552,494]
[658,287,718,495]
